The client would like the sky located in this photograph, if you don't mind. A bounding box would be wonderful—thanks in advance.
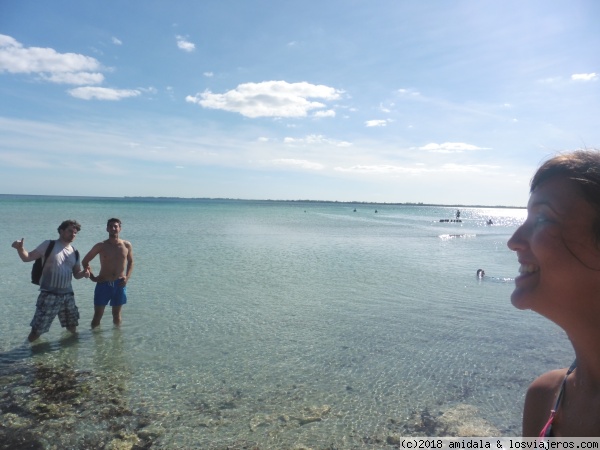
[1,1,599,206]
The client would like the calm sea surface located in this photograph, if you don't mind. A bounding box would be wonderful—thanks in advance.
[0,196,573,449]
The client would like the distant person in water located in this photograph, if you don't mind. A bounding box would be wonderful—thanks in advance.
[456,209,461,219]
[507,149,600,437]
[476,269,485,278]
[82,218,134,328]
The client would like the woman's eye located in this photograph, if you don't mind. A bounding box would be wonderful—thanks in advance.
[534,214,552,225]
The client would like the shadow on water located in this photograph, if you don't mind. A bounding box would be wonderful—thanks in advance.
[0,333,81,366]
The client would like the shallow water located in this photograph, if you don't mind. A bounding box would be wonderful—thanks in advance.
[0,197,573,448]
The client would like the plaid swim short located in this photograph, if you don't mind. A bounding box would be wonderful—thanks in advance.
[30,291,80,334]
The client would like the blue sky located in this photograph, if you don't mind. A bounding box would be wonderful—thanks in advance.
[1,1,599,205]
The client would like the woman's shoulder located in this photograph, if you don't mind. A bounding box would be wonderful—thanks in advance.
[522,368,570,437]
[529,368,570,392]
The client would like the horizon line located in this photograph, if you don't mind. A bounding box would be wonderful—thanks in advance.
[0,193,525,209]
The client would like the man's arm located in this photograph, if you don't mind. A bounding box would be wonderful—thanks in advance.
[122,242,134,286]
[11,238,42,262]
[73,248,91,280]
[81,243,102,270]
[82,243,103,282]
[73,267,90,280]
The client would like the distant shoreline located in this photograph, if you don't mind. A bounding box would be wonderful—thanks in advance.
[0,193,525,209]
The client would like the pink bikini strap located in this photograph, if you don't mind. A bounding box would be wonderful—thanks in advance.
[538,360,577,439]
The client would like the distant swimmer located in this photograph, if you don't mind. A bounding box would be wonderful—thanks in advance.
[476,269,485,278]
[487,219,493,225]
[456,209,461,219]
[375,209,378,213]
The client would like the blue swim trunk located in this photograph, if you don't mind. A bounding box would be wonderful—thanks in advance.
[94,279,127,307]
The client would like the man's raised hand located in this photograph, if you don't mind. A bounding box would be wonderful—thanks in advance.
[12,238,24,250]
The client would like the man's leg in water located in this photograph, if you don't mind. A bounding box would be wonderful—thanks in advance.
[28,328,40,342]
[92,305,106,328]
[112,305,123,326]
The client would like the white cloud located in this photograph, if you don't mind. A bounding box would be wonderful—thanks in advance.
[0,34,104,85]
[397,88,421,97]
[112,37,122,46]
[176,35,195,52]
[40,72,104,85]
[91,161,128,176]
[440,163,482,173]
[571,73,598,82]
[313,109,335,118]
[0,151,51,169]
[538,77,562,84]
[283,134,351,147]
[68,86,141,100]
[419,142,489,153]
[365,119,387,127]
[186,81,343,118]
[203,72,213,77]
[335,164,424,174]
[271,158,324,170]
[335,163,494,175]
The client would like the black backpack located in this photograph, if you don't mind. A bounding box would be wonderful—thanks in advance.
[31,240,55,285]
[31,241,80,285]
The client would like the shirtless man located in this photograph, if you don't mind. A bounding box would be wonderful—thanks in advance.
[82,218,134,328]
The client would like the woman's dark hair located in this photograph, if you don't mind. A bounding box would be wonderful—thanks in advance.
[57,220,81,233]
[531,149,600,243]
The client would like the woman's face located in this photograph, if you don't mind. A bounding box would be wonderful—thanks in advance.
[507,176,600,317]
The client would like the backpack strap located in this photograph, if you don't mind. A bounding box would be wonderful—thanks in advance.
[41,240,56,271]
[44,241,79,264]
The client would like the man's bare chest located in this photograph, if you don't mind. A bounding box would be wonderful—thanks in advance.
[100,243,127,261]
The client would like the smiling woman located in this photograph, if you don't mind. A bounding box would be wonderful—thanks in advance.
[507,149,600,437]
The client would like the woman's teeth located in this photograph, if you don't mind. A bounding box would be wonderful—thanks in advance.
[519,264,538,274]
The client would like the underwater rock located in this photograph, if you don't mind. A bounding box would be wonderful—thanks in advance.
[249,414,272,432]
[137,424,166,440]
[393,404,499,437]
[298,416,322,426]
[10,386,32,396]
[0,360,159,450]
[0,412,32,429]
[387,434,401,445]
[292,404,331,425]
[438,404,499,437]
[105,433,140,450]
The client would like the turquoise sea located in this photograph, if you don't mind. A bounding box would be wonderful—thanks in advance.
[0,196,573,449]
